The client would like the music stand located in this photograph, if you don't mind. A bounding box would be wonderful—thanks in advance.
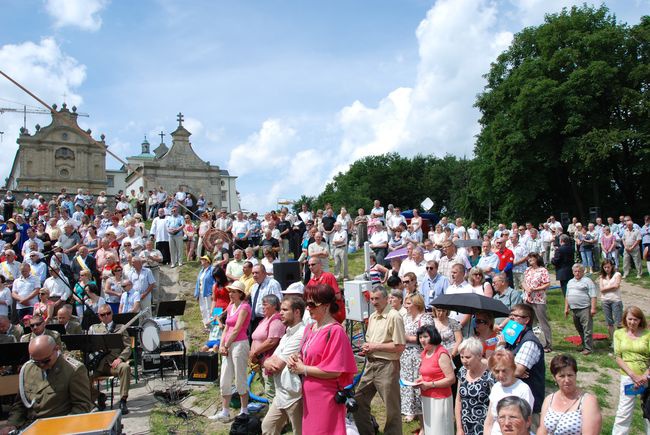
[156,301,186,330]
[62,334,124,355]
[113,313,137,326]
[45,324,66,335]
[0,342,30,366]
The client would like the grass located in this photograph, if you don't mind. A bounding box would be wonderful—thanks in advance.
[162,250,650,435]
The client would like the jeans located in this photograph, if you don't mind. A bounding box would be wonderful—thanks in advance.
[602,300,623,327]
[580,250,594,269]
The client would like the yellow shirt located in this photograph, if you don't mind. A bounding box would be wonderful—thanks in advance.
[239,273,255,294]
[366,304,406,360]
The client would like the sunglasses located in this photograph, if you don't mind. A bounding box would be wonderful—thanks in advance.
[306,301,322,309]
[99,312,112,317]
[402,280,412,284]
[425,267,435,270]
[308,263,318,267]
[29,321,44,328]
[475,319,488,325]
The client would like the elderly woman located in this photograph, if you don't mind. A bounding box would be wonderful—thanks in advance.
[474,311,498,358]
[211,281,252,422]
[564,263,597,355]
[400,293,434,424]
[495,397,534,435]
[538,354,601,435]
[483,350,534,435]
[455,337,495,435]
[195,255,215,330]
[612,306,650,434]
[250,294,285,401]
[415,324,456,435]
[521,252,552,352]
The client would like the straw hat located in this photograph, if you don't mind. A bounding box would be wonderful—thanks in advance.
[226,280,248,297]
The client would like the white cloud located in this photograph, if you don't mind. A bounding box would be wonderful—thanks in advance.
[44,0,108,31]
[0,38,87,184]
[329,0,512,178]
[227,119,297,176]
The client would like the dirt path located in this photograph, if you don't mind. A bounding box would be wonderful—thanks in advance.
[617,279,650,313]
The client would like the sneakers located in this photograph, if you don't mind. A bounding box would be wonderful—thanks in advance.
[209,409,230,421]
[119,399,129,415]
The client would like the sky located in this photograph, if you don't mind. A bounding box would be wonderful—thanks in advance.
[0,0,647,211]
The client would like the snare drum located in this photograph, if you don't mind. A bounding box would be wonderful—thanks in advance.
[140,317,176,352]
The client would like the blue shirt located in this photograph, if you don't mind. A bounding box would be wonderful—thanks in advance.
[421,273,450,308]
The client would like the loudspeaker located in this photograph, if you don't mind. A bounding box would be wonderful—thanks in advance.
[188,352,219,385]
[273,261,301,290]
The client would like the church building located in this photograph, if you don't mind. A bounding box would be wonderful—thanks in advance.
[4,106,240,212]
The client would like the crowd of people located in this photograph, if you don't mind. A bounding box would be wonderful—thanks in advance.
[1,188,650,435]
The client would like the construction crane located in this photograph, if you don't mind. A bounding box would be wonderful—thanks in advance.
[0,105,89,129]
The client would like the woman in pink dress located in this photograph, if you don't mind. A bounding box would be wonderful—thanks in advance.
[287,283,357,434]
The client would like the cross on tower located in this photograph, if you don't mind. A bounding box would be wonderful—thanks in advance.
[177,112,184,126]
[159,130,165,144]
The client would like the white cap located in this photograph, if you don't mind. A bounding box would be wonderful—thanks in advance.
[282,281,304,295]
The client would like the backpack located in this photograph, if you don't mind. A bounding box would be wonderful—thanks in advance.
[229,413,262,435]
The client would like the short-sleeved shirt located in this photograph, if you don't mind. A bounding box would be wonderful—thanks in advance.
[366,305,406,360]
[251,313,285,360]
[119,289,141,312]
[614,328,650,376]
[566,277,597,309]
[488,380,534,435]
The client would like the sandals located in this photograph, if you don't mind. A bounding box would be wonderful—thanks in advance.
[544,347,552,353]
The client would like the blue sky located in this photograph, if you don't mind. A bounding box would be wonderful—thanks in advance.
[0,0,647,211]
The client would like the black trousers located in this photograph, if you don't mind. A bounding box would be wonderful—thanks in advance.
[156,241,171,265]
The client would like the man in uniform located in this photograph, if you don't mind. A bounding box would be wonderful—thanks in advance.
[1,335,92,434]
[55,304,83,335]
[20,314,62,348]
[0,315,21,343]
[89,304,132,415]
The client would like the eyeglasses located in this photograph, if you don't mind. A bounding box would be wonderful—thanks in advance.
[99,312,112,317]
[32,349,56,366]
[306,301,322,309]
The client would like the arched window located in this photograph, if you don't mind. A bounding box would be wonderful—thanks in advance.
[55,147,75,160]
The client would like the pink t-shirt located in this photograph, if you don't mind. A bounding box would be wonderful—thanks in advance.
[251,313,285,360]
[223,302,251,344]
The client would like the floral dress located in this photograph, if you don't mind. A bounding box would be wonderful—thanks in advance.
[436,317,461,354]
[458,366,495,435]
[523,267,550,304]
[400,312,434,416]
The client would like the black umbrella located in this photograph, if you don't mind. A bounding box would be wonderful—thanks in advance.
[431,293,510,317]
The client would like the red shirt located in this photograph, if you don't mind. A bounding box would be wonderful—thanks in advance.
[496,248,514,272]
[419,345,452,398]
[308,271,346,323]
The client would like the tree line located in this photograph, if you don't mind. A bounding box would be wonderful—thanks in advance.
[296,5,649,225]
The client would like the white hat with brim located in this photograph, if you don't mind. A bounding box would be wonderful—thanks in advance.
[282,281,304,295]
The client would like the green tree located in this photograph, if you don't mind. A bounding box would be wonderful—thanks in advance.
[473,5,650,223]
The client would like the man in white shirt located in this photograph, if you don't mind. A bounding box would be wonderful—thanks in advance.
[370,199,384,221]
[438,241,471,281]
[150,208,170,265]
[331,222,349,280]
[231,211,251,250]
[1,250,21,285]
[540,223,554,265]
[261,295,306,435]
[368,221,389,265]
[129,257,155,314]
[122,226,144,255]
[510,234,529,291]
[525,228,544,257]
[445,263,474,336]
[386,207,406,238]
[422,239,441,262]
[165,206,185,268]
[298,204,313,224]
[12,263,40,319]
[214,209,233,233]
[21,227,44,258]
[118,280,141,313]
[42,267,72,312]
[453,217,467,240]
[399,245,427,286]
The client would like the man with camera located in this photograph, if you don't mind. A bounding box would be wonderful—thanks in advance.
[353,286,406,435]
[261,295,306,435]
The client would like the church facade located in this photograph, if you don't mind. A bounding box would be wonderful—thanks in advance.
[4,106,240,212]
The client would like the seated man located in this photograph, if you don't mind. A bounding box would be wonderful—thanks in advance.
[0,315,21,343]
[1,335,92,434]
[20,314,62,348]
[88,305,132,415]
[56,304,83,334]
